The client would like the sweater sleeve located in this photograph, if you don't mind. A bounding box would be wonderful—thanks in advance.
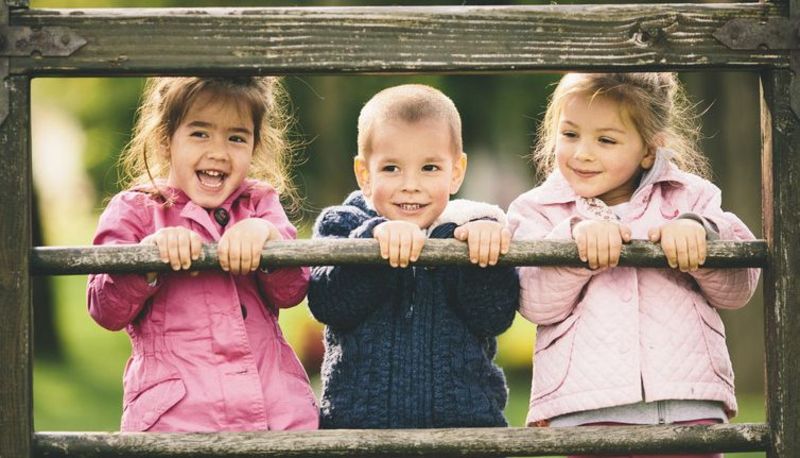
[684,181,760,310]
[507,194,596,325]
[252,188,309,309]
[307,204,398,331]
[430,220,518,338]
[86,192,160,331]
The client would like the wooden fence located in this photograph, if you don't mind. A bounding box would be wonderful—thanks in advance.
[1,1,797,457]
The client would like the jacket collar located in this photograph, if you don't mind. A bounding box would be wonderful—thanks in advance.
[132,179,258,240]
[535,148,689,206]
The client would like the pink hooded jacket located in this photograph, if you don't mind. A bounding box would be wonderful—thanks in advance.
[507,158,759,426]
[87,179,318,432]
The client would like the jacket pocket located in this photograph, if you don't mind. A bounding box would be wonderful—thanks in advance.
[693,298,735,388]
[532,313,580,400]
[121,359,187,432]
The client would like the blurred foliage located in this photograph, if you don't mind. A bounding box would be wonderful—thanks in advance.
[30,2,765,452]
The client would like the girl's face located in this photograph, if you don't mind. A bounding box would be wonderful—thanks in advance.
[555,93,655,206]
[164,93,255,209]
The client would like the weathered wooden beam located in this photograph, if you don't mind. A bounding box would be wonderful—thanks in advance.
[761,70,800,458]
[33,423,768,457]
[0,76,31,458]
[8,3,788,76]
[30,239,766,275]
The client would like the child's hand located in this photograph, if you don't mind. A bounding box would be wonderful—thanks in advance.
[218,218,283,275]
[572,220,632,270]
[454,220,511,267]
[141,227,203,276]
[648,219,707,272]
[373,220,426,268]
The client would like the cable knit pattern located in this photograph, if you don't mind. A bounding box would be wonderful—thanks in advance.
[507,154,760,425]
[308,191,519,429]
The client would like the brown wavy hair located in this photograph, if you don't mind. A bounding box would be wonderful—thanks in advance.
[119,76,300,211]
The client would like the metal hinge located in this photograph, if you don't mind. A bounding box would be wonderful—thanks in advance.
[0,1,86,125]
[714,17,800,118]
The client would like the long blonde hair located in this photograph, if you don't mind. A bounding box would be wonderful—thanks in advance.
[119,76,300,211]
[532,72,709,181]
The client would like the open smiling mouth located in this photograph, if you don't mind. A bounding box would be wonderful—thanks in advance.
[197,170,227,189]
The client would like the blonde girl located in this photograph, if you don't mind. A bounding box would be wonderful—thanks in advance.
[87,77,318,432]
[508,73,759,458]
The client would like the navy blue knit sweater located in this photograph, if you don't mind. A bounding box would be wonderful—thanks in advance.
[308,191,520,429]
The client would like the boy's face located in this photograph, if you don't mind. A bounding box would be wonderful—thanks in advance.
[355,118,466,229]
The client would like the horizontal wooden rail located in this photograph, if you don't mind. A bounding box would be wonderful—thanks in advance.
[30,239,766,275]
[11,3,787,76]
[33,423,768,457]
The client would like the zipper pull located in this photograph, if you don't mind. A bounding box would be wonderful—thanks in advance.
[405,267,416,319]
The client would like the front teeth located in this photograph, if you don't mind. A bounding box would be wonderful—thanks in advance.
[400,204,421,211]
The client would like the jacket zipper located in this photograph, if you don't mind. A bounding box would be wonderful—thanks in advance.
[405,267,416,319]
[657,400,666,424]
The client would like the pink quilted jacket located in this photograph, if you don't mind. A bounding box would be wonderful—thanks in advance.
[507,161,760,425]
[87,180,318,432]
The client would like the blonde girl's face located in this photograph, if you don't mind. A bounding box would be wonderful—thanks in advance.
[164,92,255,209]
[555,93,655,206]
[354,118,466,229]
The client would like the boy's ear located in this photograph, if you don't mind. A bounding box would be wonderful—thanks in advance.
[450,152,467,194]
[353,156,372,197]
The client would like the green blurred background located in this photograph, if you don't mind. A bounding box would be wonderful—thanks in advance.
[30,1,766,457]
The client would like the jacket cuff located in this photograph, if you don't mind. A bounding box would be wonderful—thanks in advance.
[678,212,720,241]
[350,216,388,239]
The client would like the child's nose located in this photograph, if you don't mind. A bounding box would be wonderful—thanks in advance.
[401,172,421,191]
[573,142,593,161]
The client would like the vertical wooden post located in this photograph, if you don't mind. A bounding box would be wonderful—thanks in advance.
[0,76,32,457]
[761,70,800,458]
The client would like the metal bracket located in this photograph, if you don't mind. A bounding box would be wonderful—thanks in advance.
[714,17,800,118]
[0,25,86,57]
[0,1,85,126]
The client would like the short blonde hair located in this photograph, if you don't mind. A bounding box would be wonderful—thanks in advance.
[533,72,709,181]
[357,84,462,157]
[120,76,300,210]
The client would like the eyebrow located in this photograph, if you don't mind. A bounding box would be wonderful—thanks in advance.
[560,119,626,135]
[187,120,253,136]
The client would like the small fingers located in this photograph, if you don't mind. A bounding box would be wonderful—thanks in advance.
[500,228,511,255]
[410,230,425,263]
[487,228,501,266]
[697,229,707,266]
[398,230,412,268]
[661,232,678,269]
[609,231,622,267]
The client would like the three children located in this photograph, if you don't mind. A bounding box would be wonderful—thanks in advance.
[89,73,758,451]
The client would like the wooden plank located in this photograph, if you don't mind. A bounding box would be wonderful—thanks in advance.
[33,423,768,457]
[761,70,800,458]
[29,239,767,275]
[8,3,787,76]
[0,76,31,458]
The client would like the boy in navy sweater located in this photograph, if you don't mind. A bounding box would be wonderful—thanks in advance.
[308,84,519,429]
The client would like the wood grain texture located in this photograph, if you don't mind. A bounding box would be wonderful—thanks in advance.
[29,239,767,275]
[0,76,31,458]
[761,69,800,458]
[34,423,768,457]
[8,3,788,76]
